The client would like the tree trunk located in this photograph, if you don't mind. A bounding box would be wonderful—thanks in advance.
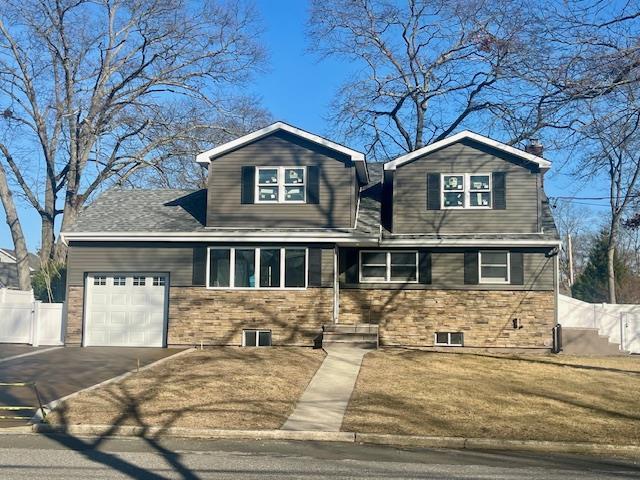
[0,161,32,290]
[607,220,618,304]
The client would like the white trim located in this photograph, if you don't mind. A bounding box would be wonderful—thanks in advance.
[434,332,464,346]
[359,250,419,284]
[255,166,307,204]
[441,173,492,210]
[384,130,551,170]
[195,121,369,183]
[478,250,510,284]
[206,246,308,290]
[380,239,561,247]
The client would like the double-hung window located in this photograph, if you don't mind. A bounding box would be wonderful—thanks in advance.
[479,251,510,284]
[207,247,307,289]
[359,251,418,283]
[256,167,306,203]
[441,173,491,209]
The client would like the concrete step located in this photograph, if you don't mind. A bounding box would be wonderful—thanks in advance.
[562,327,625,355]
[323,324,379,334]
[321,340,378,349]
[322,332,378,343]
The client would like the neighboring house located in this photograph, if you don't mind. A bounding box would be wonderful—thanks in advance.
[61,122,560,350]
[0,248,40,289]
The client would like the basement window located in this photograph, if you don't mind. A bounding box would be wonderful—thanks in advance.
[243,329,272,347]
[435,332,464,346]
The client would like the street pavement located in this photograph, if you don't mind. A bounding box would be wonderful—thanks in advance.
[0,434,637,479]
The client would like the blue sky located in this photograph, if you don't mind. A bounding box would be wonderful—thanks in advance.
[0,0,608,252]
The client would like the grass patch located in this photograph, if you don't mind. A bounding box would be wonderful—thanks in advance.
[343,349,640,445]
[48,347,324,430]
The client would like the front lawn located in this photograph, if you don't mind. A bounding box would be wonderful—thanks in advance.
[48,347,325,430]
[343,350,640,445]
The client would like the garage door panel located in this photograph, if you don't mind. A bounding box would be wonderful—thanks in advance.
[85,274,167,347]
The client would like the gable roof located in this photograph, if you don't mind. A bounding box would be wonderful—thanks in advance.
[0,248,40,270]
[384,130,552,171]
[195,121,369,184]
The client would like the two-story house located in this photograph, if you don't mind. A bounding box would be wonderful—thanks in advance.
[61,122,560,350]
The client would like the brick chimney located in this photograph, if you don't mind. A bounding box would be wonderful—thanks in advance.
[525,138,543,157]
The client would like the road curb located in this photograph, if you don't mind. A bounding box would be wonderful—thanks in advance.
[27,424,640,458]
[32,424,355,443]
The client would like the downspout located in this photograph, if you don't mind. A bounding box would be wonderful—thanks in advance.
[333,245,339,324]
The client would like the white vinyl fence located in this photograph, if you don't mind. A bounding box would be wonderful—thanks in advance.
[0,288,64,346]
[558,294,640,354]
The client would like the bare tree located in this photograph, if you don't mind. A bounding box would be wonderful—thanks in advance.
[0,0,266,262]
[308,0,570,158]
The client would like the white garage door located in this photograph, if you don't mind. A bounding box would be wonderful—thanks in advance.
[85,273,167,347]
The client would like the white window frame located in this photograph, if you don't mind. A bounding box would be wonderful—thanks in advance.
[478,250,510,284]
[242,329,272,347]
[441,173,492,210]
[359,250,419,284]
[206,246,308,290]
[255,166,307,204]
[434,332,464,346]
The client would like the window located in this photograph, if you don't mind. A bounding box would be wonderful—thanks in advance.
[207,247,307,289]
[133,276,146,286]
[152,276,166,286]
[113,276,126,286]
[256,166,306,203]
[93,276,106,286]
[435,332,464,346]
[243,329,272,347]
[479,251,510,284]
[441,173,491,209]
[359,251,418,283]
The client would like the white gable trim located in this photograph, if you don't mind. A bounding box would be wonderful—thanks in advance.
[195,121,369,183]
[384,130,551,171]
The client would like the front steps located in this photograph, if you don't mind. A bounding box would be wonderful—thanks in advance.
[322,324,378,349]
[561,327,626,355]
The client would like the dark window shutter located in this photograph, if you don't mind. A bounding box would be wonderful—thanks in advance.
[307,166,320,204]
[240,166,255,204]
[510,251,524,285]
[344,248,359,284]
[192,247,207,286]
[418,250,432,284]
[493,172,506,210]
[464,251,479,285]
[427,173,441,210]
[308,248,322,287]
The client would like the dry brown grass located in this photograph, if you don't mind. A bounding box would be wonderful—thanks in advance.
[48,347,325,430]
[343,349,640,445]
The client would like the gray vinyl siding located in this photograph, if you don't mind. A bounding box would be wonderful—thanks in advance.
[207,131,356,228]
[67,242,335,288]
[340,248,554,291]
[392,140,541,234]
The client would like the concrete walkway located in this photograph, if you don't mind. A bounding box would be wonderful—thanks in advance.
[282,345,369,432]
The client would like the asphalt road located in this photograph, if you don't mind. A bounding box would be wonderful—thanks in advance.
[0,434,637,479]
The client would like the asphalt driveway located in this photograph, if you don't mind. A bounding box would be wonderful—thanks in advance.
[0,347,183,426]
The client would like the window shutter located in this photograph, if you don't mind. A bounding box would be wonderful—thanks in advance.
[241,166,255,204]
[493,172,506,210]
[307,166,320,204]
[418,250,432,284]
[192,247,207,286]
[510,251,524,285]
[308,248,322,287]
[464,251,479,285]
[427,173,441,210]
[344,248,359,284]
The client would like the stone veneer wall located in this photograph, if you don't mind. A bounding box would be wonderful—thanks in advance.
[339,289,555,349]
[65,286,84,345]
[168,287,334,346]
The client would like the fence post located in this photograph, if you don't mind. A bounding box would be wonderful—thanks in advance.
[31,300,41,347]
